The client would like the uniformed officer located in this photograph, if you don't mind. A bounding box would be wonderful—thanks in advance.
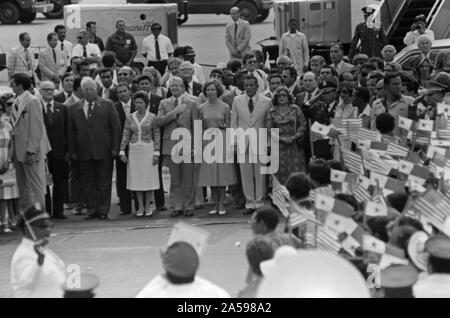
[303,80,338,160]
[63,272,100,298]
[10,203,66,298]
[349,6,388,60]
[413,236,450,297]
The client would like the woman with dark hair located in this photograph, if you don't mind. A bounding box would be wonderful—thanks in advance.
[434,50,450,74]
[266,86,307,184]
[0,93,14,123]
[198,80,236,216]
[119,91,160,217]
[335,83,357,119]
[416,58,433,88]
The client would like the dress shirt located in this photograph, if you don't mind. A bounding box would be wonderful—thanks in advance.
[71,43,101,69]
[141,34,174,61]
[121,100,131,118]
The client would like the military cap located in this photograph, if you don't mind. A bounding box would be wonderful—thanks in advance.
[426,236,450,260]
[63,272,100,298]
[362,6,376,15]
[380,265,419,298]
[17,203,50,228]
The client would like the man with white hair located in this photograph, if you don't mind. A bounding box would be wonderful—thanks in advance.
[155,76,199,218]
[175,61,202,97]
[225,7,251,59]
[68,77,121,220]
[381,45,397,67]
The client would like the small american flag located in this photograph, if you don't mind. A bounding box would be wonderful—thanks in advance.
[358,128,381,142]
[387,142,409,158]
[342,150,364,174]
[353,185,372,203]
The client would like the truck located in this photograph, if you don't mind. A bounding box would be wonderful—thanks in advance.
[0,0,54,24]
[126,0,274,24]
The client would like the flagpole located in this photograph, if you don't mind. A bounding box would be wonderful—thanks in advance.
[308,119,315,161]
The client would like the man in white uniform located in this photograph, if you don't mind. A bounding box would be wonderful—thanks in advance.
[10,204,66,298]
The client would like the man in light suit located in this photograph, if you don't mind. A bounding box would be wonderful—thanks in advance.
[10,74,47,212]
[231,74,271,215]
[155,76,199,218]
[330,43,354,76]
[7,33,37,87]
[225,7,251,59]
[68,77,121,220]
[38,32,68,88]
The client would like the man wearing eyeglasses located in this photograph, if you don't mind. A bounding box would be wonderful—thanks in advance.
[71,30,101,72]
[243,53,268,93]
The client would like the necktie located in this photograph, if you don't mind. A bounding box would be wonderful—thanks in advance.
[174,97,180,120]
[47,103,53,122]
[155,36,161,61]
[248,98,254,114]
[61,42,64,51]
[83,46,87,58]
[88,102,94,119]
[24,48,31,70]
[11,102,19,126]
[306,92,312,102]
[52,48,57,64]
[234,22,238,39]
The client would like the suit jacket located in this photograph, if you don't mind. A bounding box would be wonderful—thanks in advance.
[114,100,136,131]
[7,45,36,79]
[42,101,68,160]
[12,91,45,162]
[155,94,199,156]
[295,88,320,112]
[222,88,243,110]
[225,18,251,58]
[231,93,271,153]
[54,91,68,104]
[38,47,67,85]
[68,97,121,161]
[97,86,119,103]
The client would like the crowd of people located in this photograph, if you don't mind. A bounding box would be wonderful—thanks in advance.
[4,5,450,298]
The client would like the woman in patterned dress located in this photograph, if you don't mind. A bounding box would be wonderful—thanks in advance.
[198,80,237,216]
[0,100,18,233]
[266,86,307,185]
[120,91,160,218]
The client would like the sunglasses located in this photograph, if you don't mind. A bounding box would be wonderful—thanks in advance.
[118,73,128,76]
[77,37,83,40]
[376,87,384,91]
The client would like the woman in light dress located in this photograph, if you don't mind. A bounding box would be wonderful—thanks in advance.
[197,80,237,216]
[120,91,160,217]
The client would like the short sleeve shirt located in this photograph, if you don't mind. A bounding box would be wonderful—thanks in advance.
[141,34,173,61]
[106,32,137,65]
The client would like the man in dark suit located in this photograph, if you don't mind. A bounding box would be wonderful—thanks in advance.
[54,73,75,104]
[114,83,135,215]
[68,77,121,220]
[40,81,69,219]
[97,68,118,103]
[136,74,166,211]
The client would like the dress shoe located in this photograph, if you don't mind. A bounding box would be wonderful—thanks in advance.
[119,211,131,216]
[171,210,183,217]
[184,210,194,217]
[243,209,255,216]
[145,209,153,217]
[136,210,144,218]
[98,215,108,220]
[209,210,218,215]
[156,206,167,211]
[218,210,227,216]
[85,214,98,220]
[72,207,82,215]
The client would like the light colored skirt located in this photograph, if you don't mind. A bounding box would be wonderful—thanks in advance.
[127,142,160,191]
[0,168,18,200]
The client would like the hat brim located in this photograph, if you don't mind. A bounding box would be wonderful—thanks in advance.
[407,231,429,271]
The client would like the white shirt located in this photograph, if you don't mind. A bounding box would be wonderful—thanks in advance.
[403,29,435,46]
[10,238,66,298]
[121,100,131,118]
[41,100,54,114]
[332,60,345,74]
[71,43,101,69]
[136,274,230,298]
[141,34,174,61]
[58,40,73,64]
[83,99,95,118]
